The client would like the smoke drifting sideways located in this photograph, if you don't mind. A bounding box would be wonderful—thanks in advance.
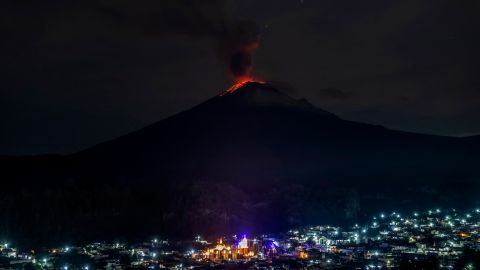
[98,0,261,82]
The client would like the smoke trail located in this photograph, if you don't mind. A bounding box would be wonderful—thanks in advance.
[98,0,260,80]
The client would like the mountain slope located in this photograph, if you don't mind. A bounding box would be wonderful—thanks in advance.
[71,82,476,186]
[1,82,479,247]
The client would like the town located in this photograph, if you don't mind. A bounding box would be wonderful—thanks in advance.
[1,208,479,269]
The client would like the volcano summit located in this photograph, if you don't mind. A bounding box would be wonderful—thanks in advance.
[1,82,480,246]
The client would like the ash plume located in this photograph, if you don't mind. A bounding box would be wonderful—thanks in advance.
[98,0,260,81]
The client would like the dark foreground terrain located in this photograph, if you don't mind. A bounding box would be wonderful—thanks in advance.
[1,82,479,248]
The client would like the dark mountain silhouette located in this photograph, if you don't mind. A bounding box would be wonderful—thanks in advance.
[1,82,479,248]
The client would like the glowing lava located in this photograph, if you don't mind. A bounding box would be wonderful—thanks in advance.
[222,77,265,95]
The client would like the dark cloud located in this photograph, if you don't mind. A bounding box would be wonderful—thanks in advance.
[96,0,260,80]
[1,0,260,80]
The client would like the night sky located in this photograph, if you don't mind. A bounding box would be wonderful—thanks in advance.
[1,0,479,155]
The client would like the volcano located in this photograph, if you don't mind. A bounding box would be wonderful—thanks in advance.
[2,82,480,246]
[71,82,480,186]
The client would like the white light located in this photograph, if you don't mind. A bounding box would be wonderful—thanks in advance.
[380,214,385,218]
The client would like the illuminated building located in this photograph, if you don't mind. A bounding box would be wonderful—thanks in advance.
[265,243,278,257]
[200,239,238,261]
[238,236,248,253]
[197,235,263,261]
[299,250,308,259]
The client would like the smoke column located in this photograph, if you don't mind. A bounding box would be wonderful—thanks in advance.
[98,0,260,82]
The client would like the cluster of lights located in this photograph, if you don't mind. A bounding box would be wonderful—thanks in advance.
[1,207,479,270]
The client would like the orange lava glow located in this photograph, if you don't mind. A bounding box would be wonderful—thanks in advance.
[222,77,265,95]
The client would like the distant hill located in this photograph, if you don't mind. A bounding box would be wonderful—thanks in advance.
[1,82,479,248]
